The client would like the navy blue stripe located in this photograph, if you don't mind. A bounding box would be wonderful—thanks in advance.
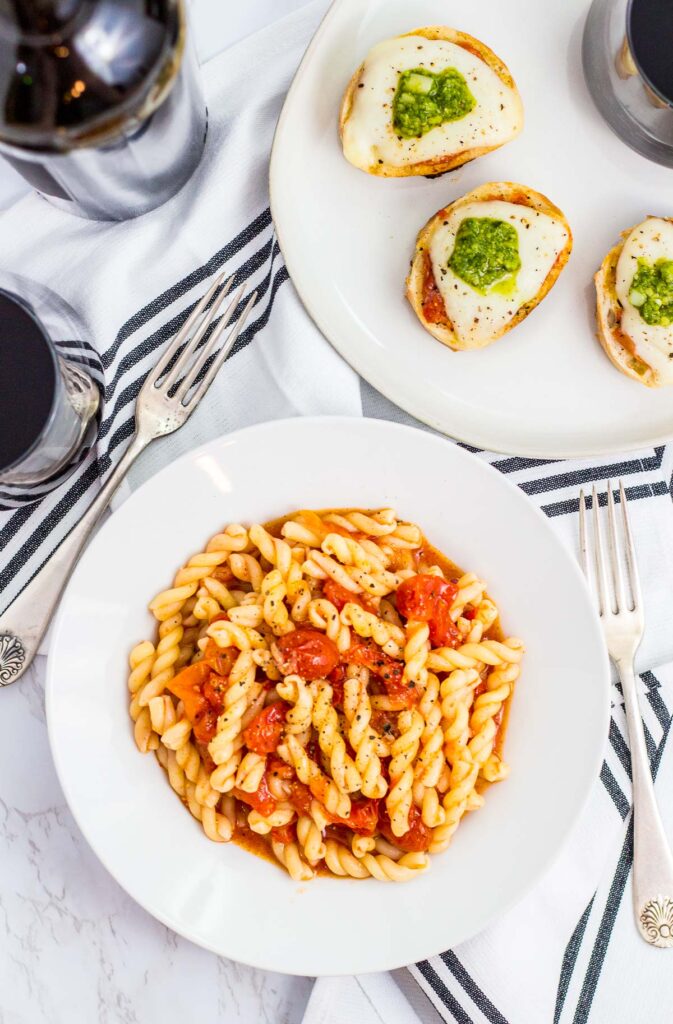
[541,486,663,519]
[640,670,661,692]
[599,762,629,820]
[554,897,595,1024]
[491,456,559,474]
[647,685,671,732]
[441,951,510,1024]
[415,961,475,1024]
[608,718,631,780]
[520,456,665,497]
[642,720,657,765]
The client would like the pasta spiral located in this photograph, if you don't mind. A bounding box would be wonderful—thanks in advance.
[312,682,362,794]
[386,708,424,837]
[324,840,428,881]
[344,665,387,799]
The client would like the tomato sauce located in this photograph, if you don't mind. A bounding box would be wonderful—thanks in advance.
[421,252,449,325]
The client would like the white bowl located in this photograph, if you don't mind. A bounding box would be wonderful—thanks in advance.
[46,417,609,974]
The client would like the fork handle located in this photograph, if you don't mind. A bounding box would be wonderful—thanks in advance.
[0,432,149,686]
[617,658,673,947]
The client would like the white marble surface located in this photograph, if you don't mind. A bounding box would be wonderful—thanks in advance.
[0,668,314,1024]
[0,2,315,1022]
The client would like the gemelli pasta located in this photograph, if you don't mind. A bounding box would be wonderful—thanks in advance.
[128,509,523,881]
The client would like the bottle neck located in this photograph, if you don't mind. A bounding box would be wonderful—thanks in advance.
[0,0,84,39]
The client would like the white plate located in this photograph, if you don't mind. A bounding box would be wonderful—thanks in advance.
[46,418,609,974]
[270,0,673,458]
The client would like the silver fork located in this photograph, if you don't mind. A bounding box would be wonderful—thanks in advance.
[0,273,257,686]
[580,480,673,948]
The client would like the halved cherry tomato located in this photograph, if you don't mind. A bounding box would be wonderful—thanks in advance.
[323,579,377,614]
[328,663,346,708]
[243,701,287,754]
[203,675,227,712]
[378,803,431,852]
[346,637,418,707]
[396,574,457,619]
[275,628,339,680]
[270,823,296,845]
[201,636,238,678]
[268,756,294,781]
[288,780,313,816]
[326,798,379,837]
[427,596,460,648]
[235,773,276,817]
[166,661,215,742]
[396,574,459,648]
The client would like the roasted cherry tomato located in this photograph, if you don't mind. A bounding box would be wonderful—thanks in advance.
[166,661,216,742]
[396,573,459,647]
[235,773,276,817]
[323,579,377,614]
[328,663,346,708]
[201,636,238,678]
[396,574,456,619]
[270,823,296,845]
[275,628,340,680]
[346,637,418,707]
[288,780,313,816]
[378,803,431,852]
[203,675,227,712]
[242,701,287,755]
[267,756,294,781]
[326,798,380,837]
[427,595,460,648]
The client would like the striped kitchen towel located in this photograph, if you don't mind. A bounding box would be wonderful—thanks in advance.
[2,2,673,1022]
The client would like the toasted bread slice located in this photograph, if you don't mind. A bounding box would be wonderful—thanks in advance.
[339,26,523,177]
[406,182,573,351]
[594,220,673,388]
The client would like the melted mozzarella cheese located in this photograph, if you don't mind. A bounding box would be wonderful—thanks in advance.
[429,200,569,348]
[616,217,673,385]
[342,36,523,170]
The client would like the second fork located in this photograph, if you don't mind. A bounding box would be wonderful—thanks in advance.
[580,481,673,949]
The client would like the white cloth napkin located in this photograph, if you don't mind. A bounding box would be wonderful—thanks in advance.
[2,3,673,1023]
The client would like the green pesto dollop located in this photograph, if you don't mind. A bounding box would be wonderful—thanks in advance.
[448,217,522,293]
[392,66,476,139]
[628,258,673,326]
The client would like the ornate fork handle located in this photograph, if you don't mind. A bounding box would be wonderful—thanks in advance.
[0,434,148,686]
[618,658,673,948]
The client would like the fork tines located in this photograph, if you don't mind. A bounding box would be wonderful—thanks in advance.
[578,480,642,617]
[143,272,257,409]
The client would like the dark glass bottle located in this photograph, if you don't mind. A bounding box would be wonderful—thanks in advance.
[0,0,207,220]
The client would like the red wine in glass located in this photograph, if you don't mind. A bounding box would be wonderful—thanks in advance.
[628,0,673,105]
[0,288,99,489]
